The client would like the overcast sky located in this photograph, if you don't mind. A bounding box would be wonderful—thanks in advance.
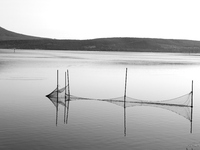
[0,0,200,40]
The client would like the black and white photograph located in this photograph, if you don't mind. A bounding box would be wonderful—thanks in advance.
[0,0,200,150]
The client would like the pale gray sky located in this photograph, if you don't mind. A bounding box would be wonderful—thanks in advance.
[0,0,200,40]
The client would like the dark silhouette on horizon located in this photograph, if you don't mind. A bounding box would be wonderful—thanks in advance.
[1,27,200,53]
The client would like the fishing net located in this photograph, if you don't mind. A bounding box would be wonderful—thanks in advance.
[46,85,193,121]
[123,93,192,121]
[46,86,68,107]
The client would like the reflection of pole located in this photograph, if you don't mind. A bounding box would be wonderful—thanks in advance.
[66,98,70,124]
[190,107,193,134]
[124,68,128,136]
[124,105,126,136]
[56,104,58,126]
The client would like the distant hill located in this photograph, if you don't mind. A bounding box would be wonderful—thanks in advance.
[1,27,200,53]
[0,27,43,40]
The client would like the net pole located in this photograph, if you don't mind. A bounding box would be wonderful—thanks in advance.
[67,70,70,97]
[66,70,70,124]
[124,68,128,107]
[56,70,59,126]
[191,80,193,108]
[65,71,67,95]
[190,80,193,133]
[57,70,59,104]
[124,68,128,136]
[64,72,67,123]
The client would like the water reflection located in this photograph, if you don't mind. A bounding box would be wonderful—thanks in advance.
[46,69,194,135]
[186,142,200,150]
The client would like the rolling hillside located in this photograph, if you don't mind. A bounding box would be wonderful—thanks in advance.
[0,27,43,40]
[1,27,200,53]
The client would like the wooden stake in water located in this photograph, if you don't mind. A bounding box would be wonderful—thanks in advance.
[56,70,59,126]
[65,72,67,95]
[57,70,59,104]
[191,80,193,108]
[67,70,70,97]
[64,72,67,123]
[124,68,128,107]
[124,68,128,136]
[190,80,194,133]
[66,70,70,124]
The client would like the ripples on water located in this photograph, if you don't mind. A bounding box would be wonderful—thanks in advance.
[1,49,200,150]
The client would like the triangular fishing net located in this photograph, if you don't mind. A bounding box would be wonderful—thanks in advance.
[46,86,68,107]
[47,85,193,122]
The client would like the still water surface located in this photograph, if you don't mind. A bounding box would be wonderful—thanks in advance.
[1,49,200,150]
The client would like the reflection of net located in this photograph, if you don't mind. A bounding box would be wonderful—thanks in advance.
[186,142,200,150]
[46,86,192,121]
[123,93,192,121]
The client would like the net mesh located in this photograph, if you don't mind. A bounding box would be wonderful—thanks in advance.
[46,86,68,107]
[46,86,193,121]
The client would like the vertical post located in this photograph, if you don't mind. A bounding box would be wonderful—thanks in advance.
[65,72,67,95]
[124,68,128,107]
[64,72,67,123]
[67,70,70,97]
[190,80,193,133]
[56,70,59,126]
[191,80,193,108]
[66,70,70,124]
[57,70,59,104]
[124,68,128,136]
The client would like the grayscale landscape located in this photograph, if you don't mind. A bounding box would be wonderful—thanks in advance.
[1,1,200,150]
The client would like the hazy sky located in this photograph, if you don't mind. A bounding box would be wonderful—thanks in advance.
[0,0,200,40]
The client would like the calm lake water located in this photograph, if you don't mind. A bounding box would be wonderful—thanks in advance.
[1,49,200,150]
